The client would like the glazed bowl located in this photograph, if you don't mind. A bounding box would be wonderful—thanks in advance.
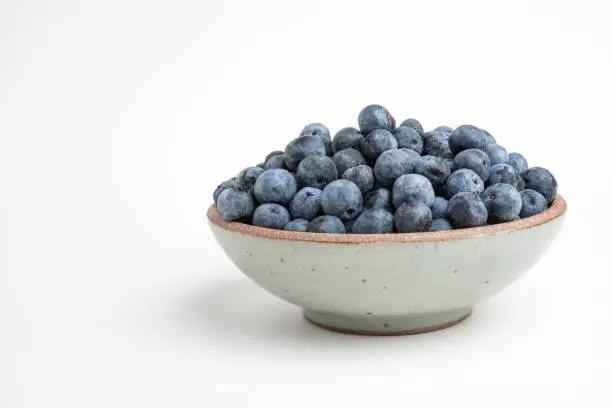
[207,194,567,335]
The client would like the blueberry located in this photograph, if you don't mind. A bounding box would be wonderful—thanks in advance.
[358,104,395,135]
[351,209,394,234]
[308,215,346,233]
[300,123,332,155]
[290,187,323,221]
[430,218,453,231]
[265,150,284,165]
[446,192,488,229]
[253,169,297,205]
[521,167,557,204]
[414,155,451,190]
[284,218,309,232]
[453,149,491,182]
[253,203,291,230]
[264,155,288,170]
[373,149,418,187]
[399,118,424,135]
[481,184,522,223]
[361,129,398,162]
[332,127,364,153]
[481,128,496,145]
[342,165,374,193]
[284,136,327,171]
[321,179,363,220]
[392,174,435,208]
[448,125,488,154]
[300,123,331,141]
[234,166,265,193]
[508,153,529,173]
[433,125,453,133]
[213,178,236,205]
[487,163,520,188]
[296,155,338,189]
[256,163,265,169]
[394,202,432,233]
[217,188,256,221]
[332,148,367,175]
[393,126,423,154]
[519,189,548,218]
[422,131,453,159]
[443,169,485,199]
[431,196,449,219]
[485,143,509,165]
[364,188,391,211]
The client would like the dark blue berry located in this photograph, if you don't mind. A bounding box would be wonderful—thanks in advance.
[290,187,323,221]
[453,149,491,182]
[300,123,332,155]
[394,202,432,232]
[321,179,364,220]
[508,153,529,174]
[519,189,548,218]
[253,169,297,204]
[448,125,488,154]
[308,215,346,233]
[332,148,367,175]
[235,167,265,193]
[217,188,255,221]
[485,143,509,165]
[296,155,338,189]
[374,149,418,187]
[431,196,449,219]
[430,218,453,231]
[264,155,288,170]
[351,209,394,234]
[400,118,424,135]
[361,129,398,162]
[265,150,284,165]
[364,188,391,211]
[284,219,309,232]
[481,184,522,223]
[253,203,291,229]
[446,192,488,229]
[342,165,374,193]
[414,155,451,190]
[332,127,364,153]
[393,126,423,154]
[422,131,453,159]
[213,178,236,205]
[392,174,435,208]
[488,164,520,188]
[358,104,395,135]
[443,169,485,199]
[521,167,557,204]
[284,136,326,171]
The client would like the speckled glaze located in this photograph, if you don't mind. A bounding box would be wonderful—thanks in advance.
[208,195,566,335]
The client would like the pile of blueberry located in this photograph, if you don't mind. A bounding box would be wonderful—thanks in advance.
[213,104,557,234]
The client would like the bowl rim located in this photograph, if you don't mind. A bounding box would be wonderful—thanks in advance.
[207,193,566,244]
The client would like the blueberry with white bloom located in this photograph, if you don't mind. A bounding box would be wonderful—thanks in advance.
[290,187,323,221]
[253,203,291,230]
[253,169,297,204]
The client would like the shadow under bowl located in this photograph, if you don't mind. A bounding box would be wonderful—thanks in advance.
[207,195,567,335]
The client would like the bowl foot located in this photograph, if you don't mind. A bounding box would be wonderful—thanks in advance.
[303,307,472,336]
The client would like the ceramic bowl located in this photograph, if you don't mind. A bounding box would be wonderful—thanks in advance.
[207,194,567,335]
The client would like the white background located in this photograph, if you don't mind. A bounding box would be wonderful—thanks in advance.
[1,0,611,407]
